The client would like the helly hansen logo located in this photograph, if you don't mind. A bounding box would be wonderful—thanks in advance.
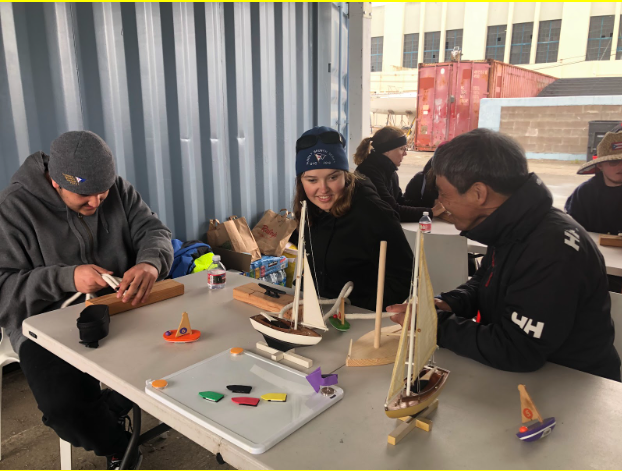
[511,312,544,339]
[564,229,580,252]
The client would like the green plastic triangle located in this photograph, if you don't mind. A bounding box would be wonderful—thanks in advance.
[199,391,224,402]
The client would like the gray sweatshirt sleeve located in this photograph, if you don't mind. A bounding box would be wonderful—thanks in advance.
[0,216,77,331]
[118,177,174,279]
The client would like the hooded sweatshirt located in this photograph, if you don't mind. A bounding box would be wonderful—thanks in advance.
[0,152,174,354]
[438,174,620,381]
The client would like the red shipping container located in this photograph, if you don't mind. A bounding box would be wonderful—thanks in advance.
[414,59,556,151]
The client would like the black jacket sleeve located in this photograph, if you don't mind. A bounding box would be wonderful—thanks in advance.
[564,187,590,230]
[359,169,431,223]
[437,244,583,373]
[438,255,487,319]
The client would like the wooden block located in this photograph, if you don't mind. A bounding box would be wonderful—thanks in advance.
[85,279,184,316]
[415,417,433,432]
[256,341,279,355]
[388,418,417,446]
[233,283,295,314]
[283,351,313,368]
[600,235,622,248]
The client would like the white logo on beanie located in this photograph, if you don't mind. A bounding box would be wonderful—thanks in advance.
[306,149,336,167]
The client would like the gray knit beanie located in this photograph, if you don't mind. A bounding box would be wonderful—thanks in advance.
[49,131,116,194]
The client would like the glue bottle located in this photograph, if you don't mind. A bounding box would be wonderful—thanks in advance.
[419,211,432,234]
[207,255,227,290]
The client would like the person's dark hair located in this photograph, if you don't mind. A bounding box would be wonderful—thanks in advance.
[432,128,529,195]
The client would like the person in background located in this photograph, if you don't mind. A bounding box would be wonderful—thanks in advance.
[354,126,445,222]
[565,126,622,235]
[293,126,413,311]
[403,140,449,207]
[388,128,620,381]
[0,130,174,469]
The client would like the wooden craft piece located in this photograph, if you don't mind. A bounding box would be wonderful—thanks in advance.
[85,279,184,316]
[199,391,224,402]
[346,324,402,367]
[599,234,622,248]
[283,351,313,369]
[232,397,260,407]
[387,399,439,446]
[256,341,284,361]
[151,379,168,389]
[329,297,350,331]
[176,312,192,338]
[164,312,201,343]
[233,283,295,315]
[261,393,287,402]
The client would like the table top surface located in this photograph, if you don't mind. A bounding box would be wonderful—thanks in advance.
[23,272,622,469]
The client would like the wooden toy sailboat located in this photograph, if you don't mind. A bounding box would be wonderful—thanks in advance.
[516,384,556,441]
[249,200,328,351]
[384,231,450,419]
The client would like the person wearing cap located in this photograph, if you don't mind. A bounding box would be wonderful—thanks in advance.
[388,128,620,381]
[565,127,622,236]
[293,126,413,311]
[0,130,174,468]
[354,126,445,222]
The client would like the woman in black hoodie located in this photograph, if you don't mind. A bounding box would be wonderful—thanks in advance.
[293,126,413,311]
[355,126,445,222]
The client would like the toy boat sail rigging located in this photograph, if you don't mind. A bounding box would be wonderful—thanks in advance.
[516,384,556,441]
[249,200,328,351]
[384,230,450,419]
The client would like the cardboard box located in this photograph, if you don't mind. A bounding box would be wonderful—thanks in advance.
[212,246,252,273]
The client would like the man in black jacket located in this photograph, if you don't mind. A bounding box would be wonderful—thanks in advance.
[389,128,620,381]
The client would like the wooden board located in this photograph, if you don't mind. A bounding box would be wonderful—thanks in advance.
[233,283,296,316]
[600,234,622,248]
[345,324,402,367]
[85,279,184,315]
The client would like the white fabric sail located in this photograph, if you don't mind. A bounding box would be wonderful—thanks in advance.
[301,256,328,331]
[412,239,438,376]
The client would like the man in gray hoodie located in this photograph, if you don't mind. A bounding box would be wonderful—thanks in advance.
[0,130,174,468]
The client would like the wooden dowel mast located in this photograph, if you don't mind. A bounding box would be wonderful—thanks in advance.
[374,241,388,349]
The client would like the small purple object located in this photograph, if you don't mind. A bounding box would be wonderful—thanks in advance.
[516,417,556,442]
[164,331,172,337]
[305,367,338,393]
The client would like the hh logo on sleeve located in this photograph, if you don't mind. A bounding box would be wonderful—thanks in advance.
[511,312,544,339]
[564,229,580,252]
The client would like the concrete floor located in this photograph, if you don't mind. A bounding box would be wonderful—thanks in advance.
[1,154,589,470]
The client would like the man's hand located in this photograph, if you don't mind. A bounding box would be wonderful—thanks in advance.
[432,200,446,217]
[116,263,159,306]
[387,298,453,327]
[74,265,114,294]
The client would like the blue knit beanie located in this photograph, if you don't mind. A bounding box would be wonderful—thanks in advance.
[295,126,349,176]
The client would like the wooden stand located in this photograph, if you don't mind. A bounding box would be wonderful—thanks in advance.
[233,283,296,317]
[387,399,439,446]
[599,234,622,248]
[256,341,313,368]
[85,279,184,315]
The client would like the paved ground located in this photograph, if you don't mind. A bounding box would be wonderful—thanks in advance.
[1,154,589,470]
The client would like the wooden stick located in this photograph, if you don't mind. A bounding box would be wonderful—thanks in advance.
[374,241,388,349]
[340,297,345,325]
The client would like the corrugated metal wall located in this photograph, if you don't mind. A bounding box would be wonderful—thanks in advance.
[0,2,348,241]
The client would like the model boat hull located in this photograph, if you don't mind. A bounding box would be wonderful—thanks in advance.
[516,417,556,441]
[385,366,450,418]
[250,315,322,351]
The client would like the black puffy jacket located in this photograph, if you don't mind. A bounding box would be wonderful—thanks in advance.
[303,177,413,311]
[439,174,621,381]
[356,151,432,222]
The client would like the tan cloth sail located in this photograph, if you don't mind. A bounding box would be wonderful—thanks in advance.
[386,301,413,404]
[412,243,438,376]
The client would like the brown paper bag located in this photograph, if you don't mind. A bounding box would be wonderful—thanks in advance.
[252,209,298,256]
[207,217,262,262]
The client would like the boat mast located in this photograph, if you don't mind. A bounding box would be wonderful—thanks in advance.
[292,201,308,331]
[406,230,422,397]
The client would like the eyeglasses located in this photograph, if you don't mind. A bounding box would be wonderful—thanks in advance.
[296,131,345,153]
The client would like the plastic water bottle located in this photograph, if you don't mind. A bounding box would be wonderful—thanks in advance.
[207,255,227,289]
[419,211,432,234]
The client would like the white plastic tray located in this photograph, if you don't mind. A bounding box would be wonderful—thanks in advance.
[145,349,343,454]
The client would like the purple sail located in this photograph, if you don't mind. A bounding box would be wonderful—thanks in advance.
[516,417,556,442]
[305,367,338,393]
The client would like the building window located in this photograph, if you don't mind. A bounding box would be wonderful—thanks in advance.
[510,22,533,64]
[617,16,622,60]
[486,25,506,61]
[423,31,440,63]
[586,15,615,61]
[445,29,463,60]
[371,36,383,72]
[403,33,419,68]
[536,20,561,63]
